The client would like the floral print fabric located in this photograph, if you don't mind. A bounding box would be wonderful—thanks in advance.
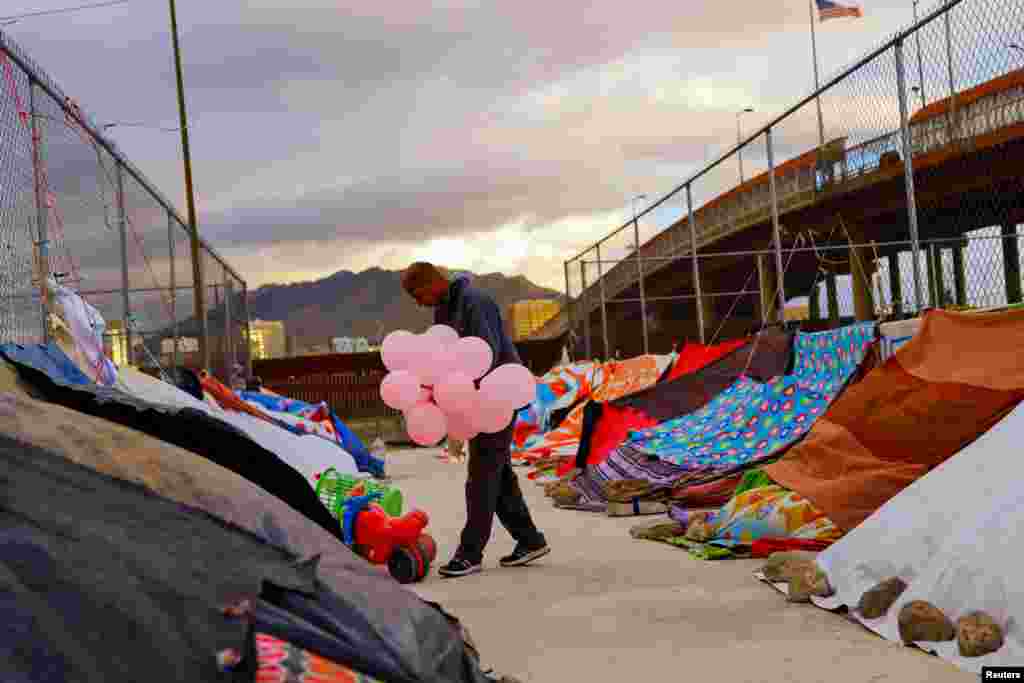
[511,361,600,456]
[627,322,876,482]
[665,475,842,560]
[255,632,382,682]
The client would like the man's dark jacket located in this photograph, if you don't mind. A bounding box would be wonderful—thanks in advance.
[434,274,521,376]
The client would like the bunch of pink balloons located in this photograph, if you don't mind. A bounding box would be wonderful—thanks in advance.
[379,324,536,447]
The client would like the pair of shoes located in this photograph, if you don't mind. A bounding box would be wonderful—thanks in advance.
[499,541,551,567]
[438,557,483,578]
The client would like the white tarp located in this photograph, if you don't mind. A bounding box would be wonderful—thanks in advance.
[765,401,1024,674]
[115,368,361,484]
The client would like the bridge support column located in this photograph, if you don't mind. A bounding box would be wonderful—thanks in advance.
[826,271,840,326]
[952,241,967,307]
[757,254,779,326]
[926,244,943,309]
[1002,223,1022,305]
[808,281,821,321]
[850,241,876,322]
[887,252,903,317]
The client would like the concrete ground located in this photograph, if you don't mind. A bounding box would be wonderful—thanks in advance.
[388,447,974,683]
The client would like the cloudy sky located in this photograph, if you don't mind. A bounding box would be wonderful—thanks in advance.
[1,0,974,309]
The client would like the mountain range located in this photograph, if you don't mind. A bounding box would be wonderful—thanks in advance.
[204,267,564,348]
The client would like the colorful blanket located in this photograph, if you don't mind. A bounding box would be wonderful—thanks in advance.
[572,443,687,505]
[239,389,377,475]
[574,329,792,470]
[512,361,599,456]
[624,323,877,485]
[663,469,841,559]
[765,308,1024,532]
[520,354,673,466]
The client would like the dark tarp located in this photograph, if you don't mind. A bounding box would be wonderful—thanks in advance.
[0,393,493,683]
[0,433,315,683]
[0,346,342,540]
[575,327,795,469]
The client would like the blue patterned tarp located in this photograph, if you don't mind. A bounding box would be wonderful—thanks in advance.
[627,323,876,482]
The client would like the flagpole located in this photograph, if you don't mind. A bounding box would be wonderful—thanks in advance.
[808,0,826,147]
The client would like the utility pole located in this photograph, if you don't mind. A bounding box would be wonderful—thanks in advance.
[168,0,207,370]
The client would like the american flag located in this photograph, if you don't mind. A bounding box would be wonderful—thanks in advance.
[817,0,863,21]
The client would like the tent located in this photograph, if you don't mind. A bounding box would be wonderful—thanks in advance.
[522,353,676,479]
[670,308,1024,558]
[0,423,491,679]
[0,346,345,539]
[762,308,1024,533]
[0,412,493,682]
[571,323,876,510]
[238,389,376,472]
[767,400,1024,674]
[574,327,795,471]
[511,360,600,456]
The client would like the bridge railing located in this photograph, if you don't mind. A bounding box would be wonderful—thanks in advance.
[556,0,1024,358]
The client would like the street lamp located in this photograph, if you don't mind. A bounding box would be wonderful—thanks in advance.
[167,0,208,371]
[736,107,754,183]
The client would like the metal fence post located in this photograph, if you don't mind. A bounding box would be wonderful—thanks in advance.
[943,1,958,143]
[765,128,787,318]
[224,271,235,383]
[241,281,252,376]
[895,39,925,312]
[634,216,649,354]
[686,184,706,344]
[580,259,592,360]
[597,242,609,359]
[28,81,50,344]
[563,260,574,360]
[116,163,132,366]
[168,212,179,369]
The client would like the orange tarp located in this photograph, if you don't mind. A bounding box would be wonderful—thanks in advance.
[764,308,1024,532]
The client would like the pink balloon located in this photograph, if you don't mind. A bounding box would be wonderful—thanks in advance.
[416,386,433,404]
[422,348,459,387]
[454,336,493,380]
[379,370,421,410]
[446,409,479,441]
[381,330,416,372]
[433,371,476,415]
[408,334,444,384]
[481,363,536,410]
[426,324,460,345]
[476,399,513,434]
[405,402,448,446]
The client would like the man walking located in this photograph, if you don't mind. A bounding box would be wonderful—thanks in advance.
[401,262,550,578]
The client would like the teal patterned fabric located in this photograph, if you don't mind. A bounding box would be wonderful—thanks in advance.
[628,323,876,478]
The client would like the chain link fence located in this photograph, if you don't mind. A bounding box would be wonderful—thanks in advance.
[560,0,1024,360]
[0,29,249,383]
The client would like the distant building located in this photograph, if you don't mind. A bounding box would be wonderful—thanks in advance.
[331,337,370,354]
[104,319,130,367]
[161,337,199,354]
[784,304,810,322]
[247,319,287,360]
[507,300,561,341]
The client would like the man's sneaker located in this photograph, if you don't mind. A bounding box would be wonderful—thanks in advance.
[499,542,550,567]
[437,557,482,578]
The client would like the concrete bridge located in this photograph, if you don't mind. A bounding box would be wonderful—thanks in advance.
[531,68,1024,360]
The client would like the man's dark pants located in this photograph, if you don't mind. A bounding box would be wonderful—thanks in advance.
[457,423,545,564]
